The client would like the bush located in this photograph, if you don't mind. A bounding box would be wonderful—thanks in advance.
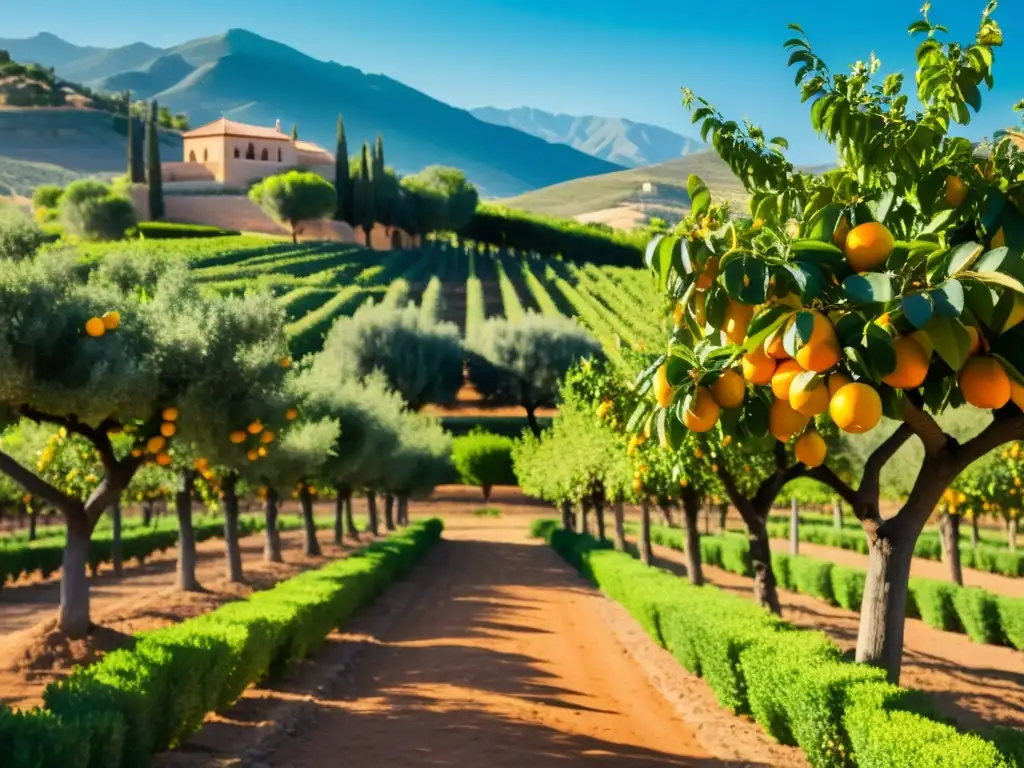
[0,205,46,260]
[996,596,1024,650]
[909,579,962,633]
[789,556,836,604]
[450,431,517,500]
[31,184,64,211]
[720,534,753,577]
[951,588,1004,645]
[60,180,137,242]
[831,565,867,611]
[136,222,240,239]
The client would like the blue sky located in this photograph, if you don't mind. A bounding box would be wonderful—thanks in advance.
[4,0,1022,164]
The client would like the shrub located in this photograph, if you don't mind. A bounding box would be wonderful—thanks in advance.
[31,184,64,211]
[249,171,336,243]
[831,565,867,611]
[909,579,962,632]
[996,596,1024,650]
[450,431,517,500]
[136,222,240,239]
[0,205,46,260]
[789,556,836,605]
[951,588,1004,645]
[719,533,753,577]
[60,180,137,242]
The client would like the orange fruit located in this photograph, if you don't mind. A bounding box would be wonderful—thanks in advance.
[261,430,276,444]
[844,222,894,272]
[827,372,852,397]
[693,292,707,327]
[230,431,247,444]
[882,336,930,390]
[162,406,179,422]
[85,317,106,338]
[795,431,828,468]
[771,359,805,401]
[833,217,851,250]
[131,448,143,457]
[763,325,791,359]
[247,449,259,462]
[742,345,777,385]
[102,311,120,331]
[285,408,299,421]
[959,357,1011,409]
[829,382,882,434]
[769,398,810,441]
[696,257,720,290]
[944,176,967,208]
[155,452,172,467]
[672,301,685,327]
[723,300,754,344]
[247,421,263,435]
[653,364,674,408]
[160,422,176,438]
[789,377,830,417]
[794,311,841,373]
[146,435,166,454]
[280,356,292,369]
[632,477,643,493]
[258,446,268,457]
[627,434,641,456]
[965,326,981,358]
[711,369,746,409]
[597,401,613,419]
[683,387,720,432]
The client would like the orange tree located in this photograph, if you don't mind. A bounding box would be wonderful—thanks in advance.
[631,3,1024,682]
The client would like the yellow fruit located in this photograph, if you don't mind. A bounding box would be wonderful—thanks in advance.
[155,452,172,467]
[258,446,268,457]
[769,398,810,442]
[146,435,166,454]
[723,300,754,344]
[597,400,613,419]
[771,359,805,401]
[827,372,852,398]
[672,302,685,327]
[844,222,894,272]
[795,431,827,468]
[789,377,830,417]
[944,176,967,208]
[285,408,299,421]
[794,311,841,373]
[711,369,746,409]
[833,217,851,250]
[247,421,263,435]
[683,387,721,432]
[992,227,1006,249]
[882,336,930,390]
[764,326,791,359]
[830,383,883,434]
[696,257,720,290]
[102,311,120,331]
[959,357,1011,409]
[162,406,179,422]
[85,317,106,338]
[653,364,674,409]
[742,345,777,385]
[693,292,707,327]
[230,431,247,444]
[160,422,176,438]
[633,477,643,492]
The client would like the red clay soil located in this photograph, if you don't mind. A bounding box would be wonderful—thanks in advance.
[422,381,558,419]
[642,534,1024,731]
[158,514,804,768]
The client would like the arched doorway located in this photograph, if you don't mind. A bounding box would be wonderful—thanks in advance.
[390,229,403,250]
[261,148,269,161]
[188,149,196,162]
[245,143,255,160]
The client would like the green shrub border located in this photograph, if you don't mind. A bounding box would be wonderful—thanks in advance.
[534,519,1020,768]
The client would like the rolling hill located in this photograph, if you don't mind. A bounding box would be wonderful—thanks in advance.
[0,30,624,198]
[471,106,704,167]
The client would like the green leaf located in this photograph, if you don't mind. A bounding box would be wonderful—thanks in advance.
[863,325,898,379]
[843,273,895,304]
[945,242,985,276]
[744,306,791,353]
[902,292,935,329]
[834,312,866,346]
[879,387,906,421]
[963,270,1024,295]
[666,355,691,386]
[992,353,1024,387]
[784,262,825,301]
[740,398,769,439]
[722,255,769,304]
[973,247,1019,277]
[782,310,816,357]
[924,315,972,371]
[928,280,965,317]
[626,401,649,433]
[688,175,711,217]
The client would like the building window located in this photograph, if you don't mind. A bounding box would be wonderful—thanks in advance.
[261,147,269,161]
[203,148,208,162]
[246,142,255,160]
[234,147,240,159]
[188,149,196,162]
[277,147,282,162]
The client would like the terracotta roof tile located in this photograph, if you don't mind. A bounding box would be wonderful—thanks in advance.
[183,117,289,141]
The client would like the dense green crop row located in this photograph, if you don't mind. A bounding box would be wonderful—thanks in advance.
[533,520,1022,768]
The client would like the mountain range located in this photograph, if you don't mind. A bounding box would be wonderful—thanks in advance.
[470,106,704,167]
[0,30,626,198]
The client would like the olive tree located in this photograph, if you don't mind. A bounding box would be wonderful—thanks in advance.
[249,170,337,244]
[467,312,602,435]
[59,180,137,242]
[0,205,45,260]
[383,410,452,526]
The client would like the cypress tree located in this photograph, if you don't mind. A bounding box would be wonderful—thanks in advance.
[125,91,135,182]
[291,123,299,141]
[354,142,375,247]
[334,114,351,224]
[146,100,165,219]
[373,134,385,178]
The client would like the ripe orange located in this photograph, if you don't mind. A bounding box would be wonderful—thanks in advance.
[795,430,827,468]
[285,408,299,421]
[742,345,777,385]
[627,434,642,456]
[632,477,644,493]
[683,386,720,432]
[597,400,613,419]
[280,356,292,369]
[882,335,930,390]
[769,398,810,441]
[155,452,172,467]
[230,431,247,444]
[771,359,805,401]
[696,257,720,290]
[959,357,1011,409]
[827,372,852,397]
[965,326,981,358]
[146,435,166,454]
[944,176,967,208]
[160,422,176,438]
[247,420,263,435]
[764,326,790,359]
[260,430,275,445]
[102,311,121,331]
[829,382,882,434]
[711,369,746,409]
[844,222,894,272]
[247,449,259,462]
[833,217,851,250]
[162,406,179,422]
[85,317,106,338]
[789,377,830,417]
[258,446,268,458]
[653,364,674,408]
[723,300,754,344]
[794,311,841,373]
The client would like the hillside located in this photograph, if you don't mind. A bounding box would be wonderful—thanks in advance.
[0,30,624,198]
[471,106,704,167]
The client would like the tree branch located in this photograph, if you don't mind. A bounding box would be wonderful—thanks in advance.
[954,409,1024,471]
[857,423,914,512]
[901,394,952,457]
[805,465,860,509]
[715,464,758,529]
[752,462,805,515]
[0,448,81,519]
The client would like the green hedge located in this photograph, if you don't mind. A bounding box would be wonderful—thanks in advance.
[534,520,1019,768]
[136,222,241,239]
[1,519,443,768]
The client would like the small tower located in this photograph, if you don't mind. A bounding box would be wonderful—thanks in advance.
[275,119,281,133]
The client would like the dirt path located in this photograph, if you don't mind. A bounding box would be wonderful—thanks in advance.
[645,539,1024,731]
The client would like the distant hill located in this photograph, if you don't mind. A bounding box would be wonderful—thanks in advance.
[471,106,704,167]
[0,30,624,198]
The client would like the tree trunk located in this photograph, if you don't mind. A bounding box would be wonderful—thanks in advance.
[703,501,710,535]
[175,470,200,591]
[384,494,396,531]
[789,495,799,556]
[855,528,915,683]
[833,498,844,530]
[560,500,574,532]
[344,493,359,540]
[659,501,673,527]
[398,495,409,526]
[367,491,379,536]
[300,485,321,557]
[264,488,283,563]
[939,512,963,586]
[142,500,153,526]
[970,513,980,550]
[28,507,37,541]
[333,493,344,545]
[59,514,92,638]
[612,501,626,551]
[748,519,780,614]
[639,500,653,566]
[223,477,244,583]
[594,498,606,542]
[482,484,493,502]
[717,503,728,533]
[1009,517,1018,552]
[681,490,705,587]
[525,405,542,437]
[580,502,590,536]
[110,501,123,577]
